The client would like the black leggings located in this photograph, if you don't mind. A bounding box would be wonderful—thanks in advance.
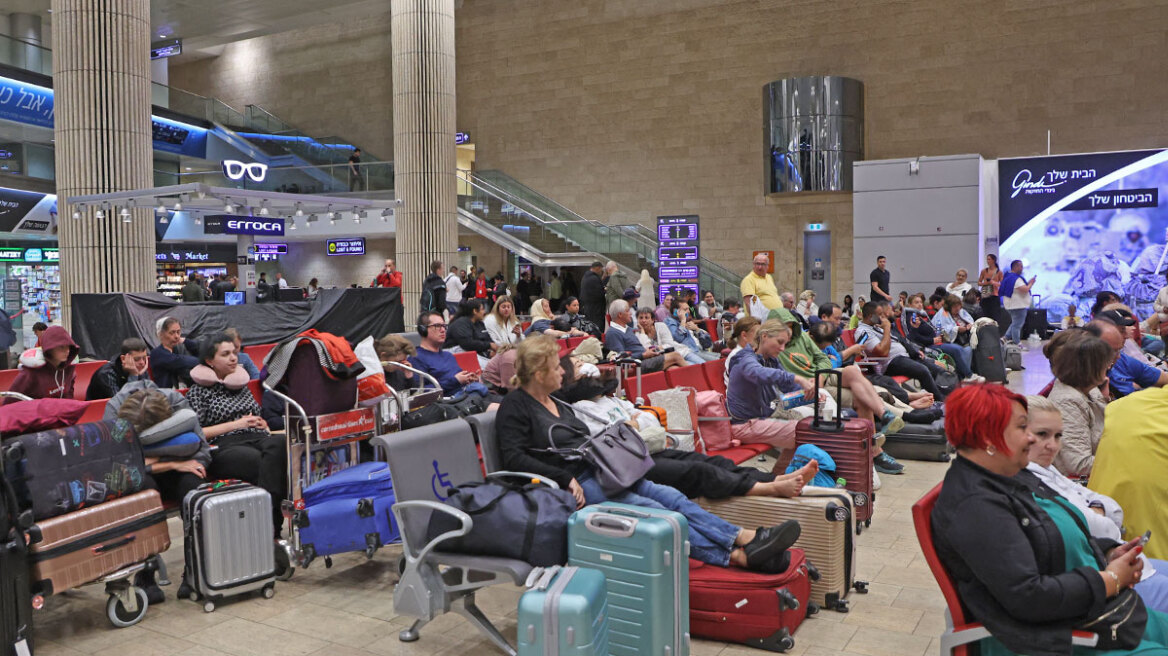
[884,356,947,399]
[646,449,774,499]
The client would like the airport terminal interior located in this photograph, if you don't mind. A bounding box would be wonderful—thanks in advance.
[2,1,1168,655]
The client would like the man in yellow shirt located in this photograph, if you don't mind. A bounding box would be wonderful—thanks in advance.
[1089,386,1168,560]
[741,253,781,317]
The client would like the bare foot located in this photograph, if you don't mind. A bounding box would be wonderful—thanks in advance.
[909,397,934,409]
[772,475,804,498]
[798,459,819,481]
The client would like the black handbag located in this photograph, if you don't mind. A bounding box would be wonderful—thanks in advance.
[1078,587,1146,649]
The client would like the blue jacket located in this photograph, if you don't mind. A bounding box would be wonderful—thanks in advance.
[664,315,701,352]
[725,345,800,422]
[150,340,200,388]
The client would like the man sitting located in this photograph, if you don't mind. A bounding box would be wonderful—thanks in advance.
[408,312,501,414]
[1089,313,1168,398]
[855,301,950,399]
[604,299,687,372]
[87,338,152,400]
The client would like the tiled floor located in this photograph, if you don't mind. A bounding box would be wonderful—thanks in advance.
[33,354,1044,656]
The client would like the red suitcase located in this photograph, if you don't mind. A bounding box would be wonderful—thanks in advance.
[774,370,875,529]
[688,548,815,653]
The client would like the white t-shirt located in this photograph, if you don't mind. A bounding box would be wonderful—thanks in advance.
[278,278,289,289]
[445,275,466,304]
[946,282,972,296]
[1002,285,1031,311]
[484,313,522,346]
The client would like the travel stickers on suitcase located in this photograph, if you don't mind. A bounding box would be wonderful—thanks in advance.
[2,419,146,520]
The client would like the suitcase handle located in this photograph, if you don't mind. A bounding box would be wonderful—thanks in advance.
[92,535,135,554]
[810,368,844,433]
[585,514,637,538]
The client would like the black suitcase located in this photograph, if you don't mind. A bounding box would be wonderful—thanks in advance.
[1,469,33,656]
[1022,308,1053,340]
[883,419,952,462]
[1,419,146,521]
[972,324,1008,383]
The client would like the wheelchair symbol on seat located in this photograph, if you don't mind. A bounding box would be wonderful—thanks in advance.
[431,460,453,499]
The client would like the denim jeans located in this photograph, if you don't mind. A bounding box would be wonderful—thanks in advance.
[934,342,973,378]
[577,473,740,566]
[1005,308,1028,343]
[683,351,706,366]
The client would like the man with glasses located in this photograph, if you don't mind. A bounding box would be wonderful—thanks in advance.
[410,312,483,396]
[741,253,782,318]
[1088,313,1168,398]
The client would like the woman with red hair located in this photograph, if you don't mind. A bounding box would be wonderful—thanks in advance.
[930,384,1168,655]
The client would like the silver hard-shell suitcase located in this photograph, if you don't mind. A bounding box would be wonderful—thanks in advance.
[179,482,276,611]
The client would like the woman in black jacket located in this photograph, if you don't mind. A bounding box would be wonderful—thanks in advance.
[444,298,498,365]
[931,384,1167,656]
[496,335,801,573]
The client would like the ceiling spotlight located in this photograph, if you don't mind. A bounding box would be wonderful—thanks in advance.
[194,216,202,226]
[224,199,236,213]
[119,207,132,222]
[325,210,335,221]
[156,203,167,214]
[158,212,169,224]
[259,202,270,216]
[330,215,337,226]
[381,208,393,221]
[352,215,360,225]
[289,219,297,231]
[95,208,105,219]
[294,203,304,217]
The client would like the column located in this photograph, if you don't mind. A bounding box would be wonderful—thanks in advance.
[391,0,458,322]
[52,0,156,329]
[9,13,44,72]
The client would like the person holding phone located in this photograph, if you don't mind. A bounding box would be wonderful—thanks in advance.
[1000,259,1036,344]
[1025,395,1168,612]
[932,385,1168,655]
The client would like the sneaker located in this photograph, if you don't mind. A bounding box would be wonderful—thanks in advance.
[880,412,905,436]
[872,467,882,491]
[874,452,905,475]
[743,520,802,571]
[873,432,887,449]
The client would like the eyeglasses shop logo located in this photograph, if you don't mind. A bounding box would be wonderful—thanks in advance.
[1010,166,1098,199]
[203,215,285,236]
[221,160,268,183]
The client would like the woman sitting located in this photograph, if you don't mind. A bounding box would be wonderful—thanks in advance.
[186,332,287,535]
[932,384,1166,655]
[725,319,817,449]
[794,290,818,321]
[484,294,523,347]
[526,298,586,338]
[635,307,704,366]
[1025,395,1168,612]
[946,268,972,297]
[376,334,418,392]
[497,335,801,572]
[1044,328,1112,476]
[556,297,601,337]
[7,325,79,402]
[932,294,982,383]
[444,298,498,366]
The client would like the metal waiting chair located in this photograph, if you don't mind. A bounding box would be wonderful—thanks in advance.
[372,418,556,656]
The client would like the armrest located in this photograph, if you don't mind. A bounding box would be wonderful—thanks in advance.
[391,500,472,563]
[485,471,561,489]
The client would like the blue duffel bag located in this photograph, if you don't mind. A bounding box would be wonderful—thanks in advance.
[296,462,398,563]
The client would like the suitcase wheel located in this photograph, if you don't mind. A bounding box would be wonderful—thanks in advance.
[855,523,863,536]
[807,601,820,616]
[854,580,869,594]
[324,556,334,569]
[835,599,849,613]
[261,583,276,600]
[864,519,872,528]
[106,587,149,628]
[203,600,216,613]
[779,635,795,651]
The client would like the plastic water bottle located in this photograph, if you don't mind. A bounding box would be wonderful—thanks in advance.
[835,477,847,488]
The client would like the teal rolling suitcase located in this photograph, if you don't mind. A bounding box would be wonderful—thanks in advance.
[568,502,690,656]
[518,566,609,656]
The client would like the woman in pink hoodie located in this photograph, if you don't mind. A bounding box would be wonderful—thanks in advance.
[8,325,78,401]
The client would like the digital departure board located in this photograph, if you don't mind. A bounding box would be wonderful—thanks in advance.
[656,215,700,304]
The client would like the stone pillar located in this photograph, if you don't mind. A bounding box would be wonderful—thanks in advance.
[391,0,458,322]
[52,0,155,329]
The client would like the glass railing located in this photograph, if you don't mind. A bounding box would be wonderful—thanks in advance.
[155,160,394,196]
[460,169,742,300]
[0,34,51,76]
[242,105,371,166]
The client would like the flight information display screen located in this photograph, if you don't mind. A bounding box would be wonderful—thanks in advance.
[656,215,700,303]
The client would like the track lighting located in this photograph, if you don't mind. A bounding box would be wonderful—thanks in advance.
[259,202,270,216]
[194,216,202,226]
[224,199,236,213]
[95,208,105,219]
[158,212,169,224]
[156,203,167,214]
[119,208,132,222]
[381,208,393,221]
[294,203,304,217]
[289,219,297,231]
[72,210,80,220]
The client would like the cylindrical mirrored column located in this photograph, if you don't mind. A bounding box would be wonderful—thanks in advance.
[764,76,863,193]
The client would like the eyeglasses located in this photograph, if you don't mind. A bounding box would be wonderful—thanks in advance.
[427,323,448,330]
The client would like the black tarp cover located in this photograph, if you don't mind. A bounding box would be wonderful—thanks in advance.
[71,288,404,360]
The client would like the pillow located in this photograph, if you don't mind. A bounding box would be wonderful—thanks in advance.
[0,398,89,437]
[138,408,201,445]
[141,431,203,458]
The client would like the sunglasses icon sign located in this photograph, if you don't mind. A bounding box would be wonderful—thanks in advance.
[221,160,268,183]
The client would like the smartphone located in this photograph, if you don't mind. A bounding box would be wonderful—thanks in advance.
[663,347,675,353]
[1139,530,1152,547]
